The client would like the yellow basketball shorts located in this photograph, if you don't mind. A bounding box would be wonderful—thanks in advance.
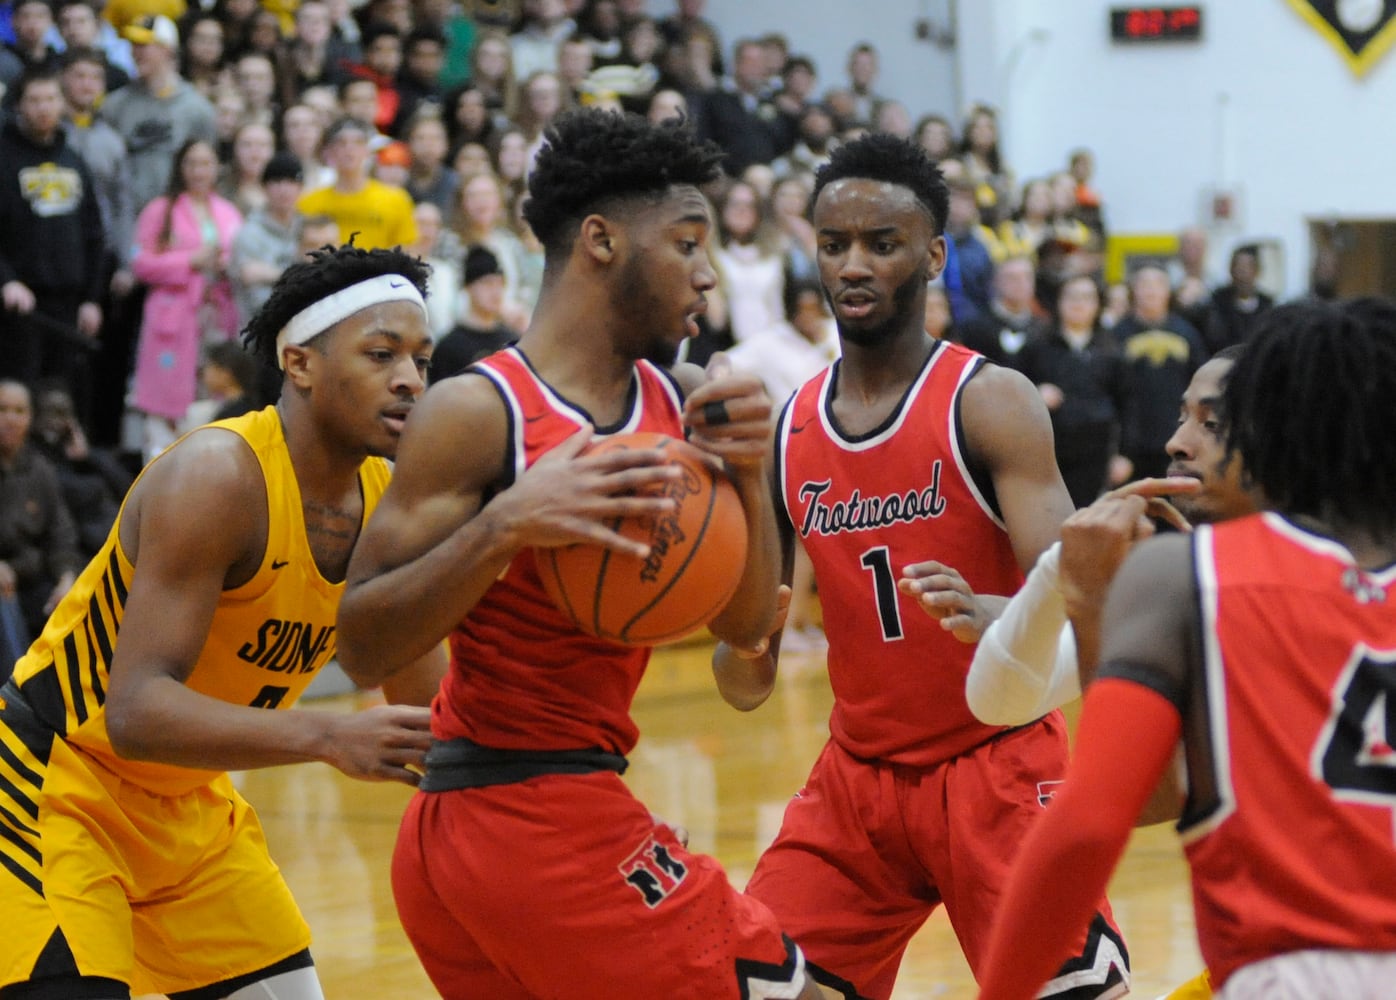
[0,723,311,995]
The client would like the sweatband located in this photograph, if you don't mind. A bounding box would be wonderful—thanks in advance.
[275,274,427,369]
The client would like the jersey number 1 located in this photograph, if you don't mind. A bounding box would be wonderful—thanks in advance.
[860,546,904,641]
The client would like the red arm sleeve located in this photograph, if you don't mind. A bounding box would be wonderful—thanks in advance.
[977,678,1184,1000]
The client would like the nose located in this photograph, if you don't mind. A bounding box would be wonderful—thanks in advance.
[392,355,427,396]
[1165,421,1194,460]
[694,251,717,292]
[838,244,874,282]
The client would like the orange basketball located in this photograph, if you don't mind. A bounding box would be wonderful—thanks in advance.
[535,431,749,645]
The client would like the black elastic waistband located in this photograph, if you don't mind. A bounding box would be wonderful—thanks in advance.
[1,680,42,729]
[0,679,60,765]
[419,737,628,792]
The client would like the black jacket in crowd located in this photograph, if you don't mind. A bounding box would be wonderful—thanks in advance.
[1111,311,1207,478]
[0,117,106,303]
[1017,326,1127,465]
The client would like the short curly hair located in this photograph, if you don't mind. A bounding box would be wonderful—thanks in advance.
[812,132,949,234]
[242,242,431,369]
[521,108,724,260]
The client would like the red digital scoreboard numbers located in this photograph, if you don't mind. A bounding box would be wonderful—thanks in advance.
[1110,6,1203,42]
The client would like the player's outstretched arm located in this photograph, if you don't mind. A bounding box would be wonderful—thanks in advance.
[103,431,432,784]
[976,535,1194,999]
[963,542,1082,725]
[338,376,684,685]
[964,477,1199,726]
[679,353,782,650]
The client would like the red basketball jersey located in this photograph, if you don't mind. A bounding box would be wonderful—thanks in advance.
[433,348,687,755]
[778,341,1025,766]
[1184,513,1396,987]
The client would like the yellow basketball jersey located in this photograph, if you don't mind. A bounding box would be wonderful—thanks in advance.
[7,406,392,796]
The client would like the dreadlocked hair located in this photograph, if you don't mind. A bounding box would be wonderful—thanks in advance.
[521,108,724,261]
[241,242,431,370]
[1223,296,1396,539]
[813,132,950,234]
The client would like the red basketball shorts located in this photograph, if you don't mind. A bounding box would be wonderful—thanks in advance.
[392,769,809,999]
[746,714,1128,1000]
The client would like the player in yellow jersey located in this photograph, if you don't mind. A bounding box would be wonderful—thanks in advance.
[0,243,444,999]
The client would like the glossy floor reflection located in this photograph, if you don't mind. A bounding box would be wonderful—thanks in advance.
[236,640,1201,999]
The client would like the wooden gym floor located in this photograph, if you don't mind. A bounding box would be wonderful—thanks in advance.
[228,640,1202,999]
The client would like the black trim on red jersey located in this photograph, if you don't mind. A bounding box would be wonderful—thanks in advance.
[473,369,519,494]
[513,348,640,433]
[654,363,686,410]
[819,340,945,444]
[772,392,796,530]
[951,356,1004,523]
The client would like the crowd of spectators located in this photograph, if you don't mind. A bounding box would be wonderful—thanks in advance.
[0,0,1303,658]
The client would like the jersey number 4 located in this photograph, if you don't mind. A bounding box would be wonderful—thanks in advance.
[250,684,290,709]
[1315,645,1396,806]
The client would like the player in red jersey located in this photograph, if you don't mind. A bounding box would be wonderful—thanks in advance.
[957,347,1250,1000]
[334,109,826,1000]
[978,297,1396,999]
[711,133,1128,1000]
[963,345,1251,732]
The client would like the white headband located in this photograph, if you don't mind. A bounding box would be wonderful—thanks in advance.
[275,274,428,369]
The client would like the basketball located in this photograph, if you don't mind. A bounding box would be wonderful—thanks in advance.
[535,431,749,645]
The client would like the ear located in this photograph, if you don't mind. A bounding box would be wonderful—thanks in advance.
[281,343,315,389]
[926,234,948,284]
[579,214,617,264]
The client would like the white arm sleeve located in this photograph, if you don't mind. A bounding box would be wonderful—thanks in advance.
[965,542,1082,726]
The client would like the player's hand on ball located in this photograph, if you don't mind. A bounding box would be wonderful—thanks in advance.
[898,560,994,643]
[683,352,774,474]
[323,704,434,786]
[535,432,748,645]
[506,427,681,558]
